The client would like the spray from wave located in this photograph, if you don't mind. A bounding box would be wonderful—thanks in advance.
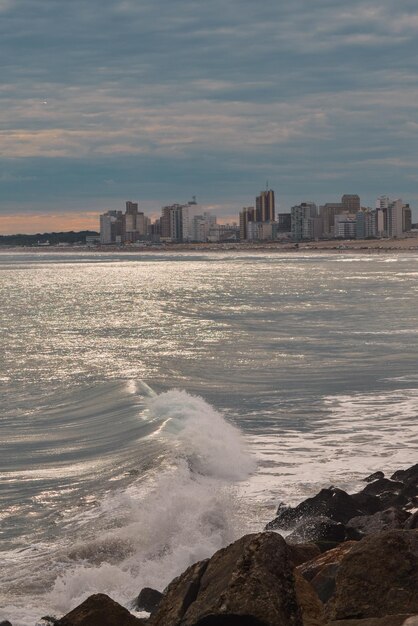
[1,387,256,625]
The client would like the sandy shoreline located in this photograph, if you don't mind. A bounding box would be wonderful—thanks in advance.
[2,237,418,254]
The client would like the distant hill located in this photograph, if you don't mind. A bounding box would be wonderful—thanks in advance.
[0,231,99,247]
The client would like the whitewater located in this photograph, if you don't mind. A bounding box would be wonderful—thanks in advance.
[1,250,417,625]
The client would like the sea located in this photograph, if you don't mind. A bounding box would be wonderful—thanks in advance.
[1,249,417,625]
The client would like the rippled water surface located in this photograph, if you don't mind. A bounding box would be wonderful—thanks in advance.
[1,250,417,624]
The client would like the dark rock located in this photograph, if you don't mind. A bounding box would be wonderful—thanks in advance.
[40,618,59,625]
[298,541,356,604]
[391,463,418,483]
[286,516,346,544]
[350,492,383,515]
[267,487,364,530]
[405,512,418,530]
[293,570,327,626]
[330,529,418,620]
[287,542,321,566]
[133,588,162,614]
[149,532,309,626]
[328,616,417,626]
[363,471,385,483]
[361,478,404,497]
[347,507,411,536]
[0,621,13,626]
[57,593,146,626]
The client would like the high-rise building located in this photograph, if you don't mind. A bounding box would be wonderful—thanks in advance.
[276,213,291,233]
[342,194,361,213]
[403,205,412,232]
[387,199,404,238]
[100,210,124,244]
[256,189,275,222]
[376,196,407,237]
[356,210,377,239]
[319,203,343,236]
[291,202,318,240]
[239,207,256,240]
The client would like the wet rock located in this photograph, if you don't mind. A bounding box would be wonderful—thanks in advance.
[0,621,13,626]
[287,542,321,566]
[294,570,327,626]
[57,593,146,626]
[133,588,163,614]
[39,617,59,625]
[286,516,347,544]
[350,492,383,515]
[361,478,404,497]
[298,541,356,604]
[347,507,411,536]
[391,463,418,483]
[149,532,307,626]
[267,487,364,530]
[405,511,418,530]
[363,471,385,483]
[328,616,417,626]
[329,529,418,620]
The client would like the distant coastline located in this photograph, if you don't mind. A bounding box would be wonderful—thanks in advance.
[2,237,418,253]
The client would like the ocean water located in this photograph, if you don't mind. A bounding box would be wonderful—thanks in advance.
[1,249,417,625]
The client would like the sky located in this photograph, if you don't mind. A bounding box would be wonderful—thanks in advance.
[1,0,418,234]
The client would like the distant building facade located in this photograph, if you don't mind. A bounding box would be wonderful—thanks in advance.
[291,202,318,240]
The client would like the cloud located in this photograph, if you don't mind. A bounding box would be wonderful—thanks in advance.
[0,0,418,228]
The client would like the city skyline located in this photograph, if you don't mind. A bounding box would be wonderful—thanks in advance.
[1,0,418,233]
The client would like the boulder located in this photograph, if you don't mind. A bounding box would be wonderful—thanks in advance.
[267,488,364,530]
[391,464,418,483]
[294,570,327,626]
[329,617,417,626]
[361,478,404,497]
[149,532,307,626]
[363,471,385,483]
[329,529,418,620]
[405,512,418,530]
[0,621,13,626]
[287,543,321,566]
[57,594,146,626]
[298,542,356,604]
[347,507,411,536]
[350,492,383,516]
[133,588,163,614]
[286,516,347,544]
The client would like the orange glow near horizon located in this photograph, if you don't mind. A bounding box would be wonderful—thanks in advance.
[0,212,101,236]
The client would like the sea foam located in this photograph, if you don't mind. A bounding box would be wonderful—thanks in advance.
[45,388,256,619]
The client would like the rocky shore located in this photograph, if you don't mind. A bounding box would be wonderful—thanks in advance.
[3,463,417,626]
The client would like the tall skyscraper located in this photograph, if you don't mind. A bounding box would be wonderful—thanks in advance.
[256,189,275,222]
[239,206,255,240]
[291,202,317,241]
[341,194,360,213]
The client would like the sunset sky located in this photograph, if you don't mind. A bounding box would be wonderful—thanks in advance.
[1,0,418,234]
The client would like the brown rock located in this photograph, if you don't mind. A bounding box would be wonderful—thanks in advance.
[294,570,327,626]
[150,532,305,626]
[57,594,146,626]
[347,507,410,536]
[330,530,418,620]
[328,617,417,626]
[298,542,356,604]
[287,542,321,566]
[405,512,418,530]
[298,542,356,582]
